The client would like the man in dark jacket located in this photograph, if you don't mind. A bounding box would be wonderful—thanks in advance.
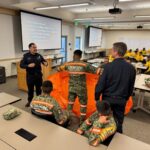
[20,43,48,107]
[95,42,136,133]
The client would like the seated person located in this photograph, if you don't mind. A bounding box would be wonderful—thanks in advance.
[135,48,139,53]
[77,101,117,147]
[30,80,70,126]
[134,51,143,62]
[145,55,150,74]
[125,49,132,57]
[141,48,147,55]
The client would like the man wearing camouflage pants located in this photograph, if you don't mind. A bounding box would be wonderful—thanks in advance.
[58,50,100,123]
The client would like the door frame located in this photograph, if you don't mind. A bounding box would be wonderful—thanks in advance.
[61,36,67,62]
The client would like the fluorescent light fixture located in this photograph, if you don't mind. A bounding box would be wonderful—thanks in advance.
[135,3,150,9]
[99,24,113,26]
[119,0,135,2]
[135,15,150,18]
[74,18,92,21]
[74,17,115,21]
[99,24,133,27]
[35,6,59,10]
[94,17,115,20]
[143,23,150,26]
[35,2,89,10]
[60,3,89,8]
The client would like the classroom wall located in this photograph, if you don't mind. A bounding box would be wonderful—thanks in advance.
[0,11,106,77]
[3,10,150,77]
[104,30,150,50]
[0,12,100,76]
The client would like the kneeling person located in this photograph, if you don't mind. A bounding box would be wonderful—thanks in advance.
[77,101,116,147]
[30,80,69,126]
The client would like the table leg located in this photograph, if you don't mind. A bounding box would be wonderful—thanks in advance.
[133,90,150,114]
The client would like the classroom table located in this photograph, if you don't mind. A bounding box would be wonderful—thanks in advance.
[134,74,150,114]
[136,64,147,74]
[0,105,107,150]
[107,133,150,150]
[132,62,147,74]
[0,139,15,150]
[87,58,105,68]
[0,92,21,108]
[136,65,147,70]
[87,58,105,64]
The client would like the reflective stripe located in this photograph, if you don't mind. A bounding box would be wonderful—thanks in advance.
[32,101,53,109]
[80,113,86,116]
[81,104,87,108]
[66,63,86,67]
[35,109,52,115]
[69,72,86,75]
[90,128,102,134]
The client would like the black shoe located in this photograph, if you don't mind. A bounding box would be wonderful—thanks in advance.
[25,102,30,107]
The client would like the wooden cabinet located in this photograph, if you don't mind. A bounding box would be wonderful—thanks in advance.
[16,58,52,91]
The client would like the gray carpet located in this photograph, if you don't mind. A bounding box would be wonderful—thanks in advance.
[0,76,150,145]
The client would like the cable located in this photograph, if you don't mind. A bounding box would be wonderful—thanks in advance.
[113,0,119,8]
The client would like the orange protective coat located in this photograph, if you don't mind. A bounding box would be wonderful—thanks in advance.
[48,72,133,118]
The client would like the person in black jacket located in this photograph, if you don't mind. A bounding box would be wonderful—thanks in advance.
[20,43,48,107]
[95,42,136,133]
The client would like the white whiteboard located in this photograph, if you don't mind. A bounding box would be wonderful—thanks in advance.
[120,37,150,50]
[89,27,102,47]
[21,12,62,51]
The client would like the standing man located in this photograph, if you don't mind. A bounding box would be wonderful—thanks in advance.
[58,50,100,123]
[95,42,136,133]
[20,43,48,107]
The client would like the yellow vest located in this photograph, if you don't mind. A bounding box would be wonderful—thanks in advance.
[135,54,144,61]
[145,61,150,72]
[125,52,132,57]
[131,52,136,57]
[141,50,147,55]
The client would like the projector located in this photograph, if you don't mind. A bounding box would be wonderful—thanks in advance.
[137,25,143,29]
[109,8,122,14]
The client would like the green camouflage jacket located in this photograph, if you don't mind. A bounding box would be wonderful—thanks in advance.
[58,61,99,91]
[30,95,69,125]
[77,111,117,146]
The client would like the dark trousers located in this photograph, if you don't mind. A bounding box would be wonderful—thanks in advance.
[26,74,42,102]
[104,99,126,133]
[31,109,69,128]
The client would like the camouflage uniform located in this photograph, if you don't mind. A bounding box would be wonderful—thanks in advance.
[77,111,117,147]
[3,108,21,120]
[30,95,70,125]
[58,61,99,122]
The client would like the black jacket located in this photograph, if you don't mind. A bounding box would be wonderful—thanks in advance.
[95,58,136,103]
[20,52,46,76]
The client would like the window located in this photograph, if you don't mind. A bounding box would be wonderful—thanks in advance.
[60,36,67,62]
[75,37,81,50]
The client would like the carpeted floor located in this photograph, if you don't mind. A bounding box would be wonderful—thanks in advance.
[0,76,150,144]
